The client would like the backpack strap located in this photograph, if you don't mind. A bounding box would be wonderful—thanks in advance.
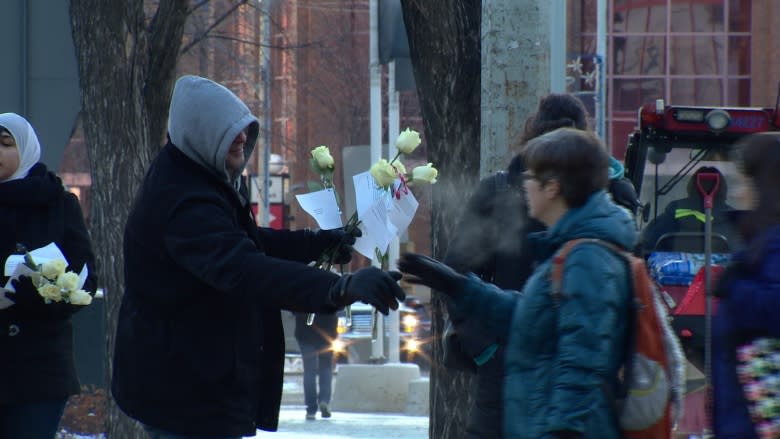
[550,238,638,399]
[551,238,626,305]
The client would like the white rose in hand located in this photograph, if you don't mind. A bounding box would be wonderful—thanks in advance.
[69,289,93,306]
[38,284,63,302]
[311,145,335,170]
[392,160,406,176]
[396,128,421,154]
[56,272,80,291]
[412,163,438,184]
[370,159,398,189]
[41,260,67,280]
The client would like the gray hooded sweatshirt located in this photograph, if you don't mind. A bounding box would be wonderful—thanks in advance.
[167,75,259,192]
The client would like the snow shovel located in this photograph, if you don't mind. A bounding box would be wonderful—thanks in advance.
[696,171,721,438]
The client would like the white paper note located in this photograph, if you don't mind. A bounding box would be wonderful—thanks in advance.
[353,197,398,260]
[353,171,393,217]
[4,242,68,276]
[386,183,419,237]
[295,189,343,230]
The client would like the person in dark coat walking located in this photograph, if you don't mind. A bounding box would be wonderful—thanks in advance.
[294,312,338,420]
[442,94,638,438]
[112,75,405,439]
[0,113,98,439]
[712,132,780,439]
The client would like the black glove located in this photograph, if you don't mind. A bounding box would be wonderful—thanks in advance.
[397,253,466,298]
[9,276,48,311]
[330,266,406,315]
[312,227,362,265]
[9,275,77,318]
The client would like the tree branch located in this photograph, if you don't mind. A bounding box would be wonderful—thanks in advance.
[180,0,248,55]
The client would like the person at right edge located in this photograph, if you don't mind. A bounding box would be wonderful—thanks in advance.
[400,128,636,438]
[712,132,780,439]
[112,75,405,439]
[442,93,638,439]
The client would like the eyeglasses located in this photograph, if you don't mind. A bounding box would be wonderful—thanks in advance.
[522,170,555,184]
[522,171,541,182]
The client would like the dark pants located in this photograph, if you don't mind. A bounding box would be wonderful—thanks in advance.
[143,424,241,439]
[298,340,334,414]
[0,399,67,439]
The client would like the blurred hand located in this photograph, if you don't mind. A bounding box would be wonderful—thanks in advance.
[330,266,405,315]
[9,275,47,311]
[9,275,80,319]
[397,253,466,298]
[314,227,362,265]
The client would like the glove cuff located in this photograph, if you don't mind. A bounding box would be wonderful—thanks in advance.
[328,274,352,308]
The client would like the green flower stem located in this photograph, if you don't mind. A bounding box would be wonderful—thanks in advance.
[308,213,361,326]
[313,212,361,270]
[370,250,389,341]
[15,243,38,270]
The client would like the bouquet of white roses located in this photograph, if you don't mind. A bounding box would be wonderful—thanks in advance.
[363,127,438,261]
[359,128,438,339]
[12,243,92,306]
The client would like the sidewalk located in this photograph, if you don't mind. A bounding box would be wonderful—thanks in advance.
[271,367,429,438]
[249,406,429,439]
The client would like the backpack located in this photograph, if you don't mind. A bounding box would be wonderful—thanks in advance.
[551,238,685,439]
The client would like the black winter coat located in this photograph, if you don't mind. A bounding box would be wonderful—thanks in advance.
[112,145,343,437]
[0,163,98,403]
[443,163,544,439]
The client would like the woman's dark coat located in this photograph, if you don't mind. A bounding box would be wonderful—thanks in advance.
[712,225,780,438]
[0,163,98,403]
[113,145,343,437]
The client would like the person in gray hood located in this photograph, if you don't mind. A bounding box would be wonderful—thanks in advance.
[112,75,405,438]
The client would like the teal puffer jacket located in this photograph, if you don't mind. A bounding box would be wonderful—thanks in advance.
[455,190,638,438]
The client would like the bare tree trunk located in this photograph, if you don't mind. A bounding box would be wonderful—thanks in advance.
[400,1,481,438]
[69,1,187,437]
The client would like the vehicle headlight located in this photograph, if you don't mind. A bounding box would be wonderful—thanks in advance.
[337,316,348,335]
[401,313,419,334]
[405,338,420,352]
[331,338,346,353]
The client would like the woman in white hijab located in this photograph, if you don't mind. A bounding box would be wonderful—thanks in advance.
[0,113,98,439]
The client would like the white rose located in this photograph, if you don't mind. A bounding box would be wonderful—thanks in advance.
[412,163,438,184]
[56,272,80,291]
[311,145,335,170]
[38,283,63,302]
[41,259,67,280]
[370,159,397,189]
[68,289,93,306]
[392,160,407,176]
[396,128,421,154]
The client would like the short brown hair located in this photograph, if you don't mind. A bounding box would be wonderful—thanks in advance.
[522,127,609,208]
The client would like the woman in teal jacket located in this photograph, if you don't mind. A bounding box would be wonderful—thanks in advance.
[400,128,637,438]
